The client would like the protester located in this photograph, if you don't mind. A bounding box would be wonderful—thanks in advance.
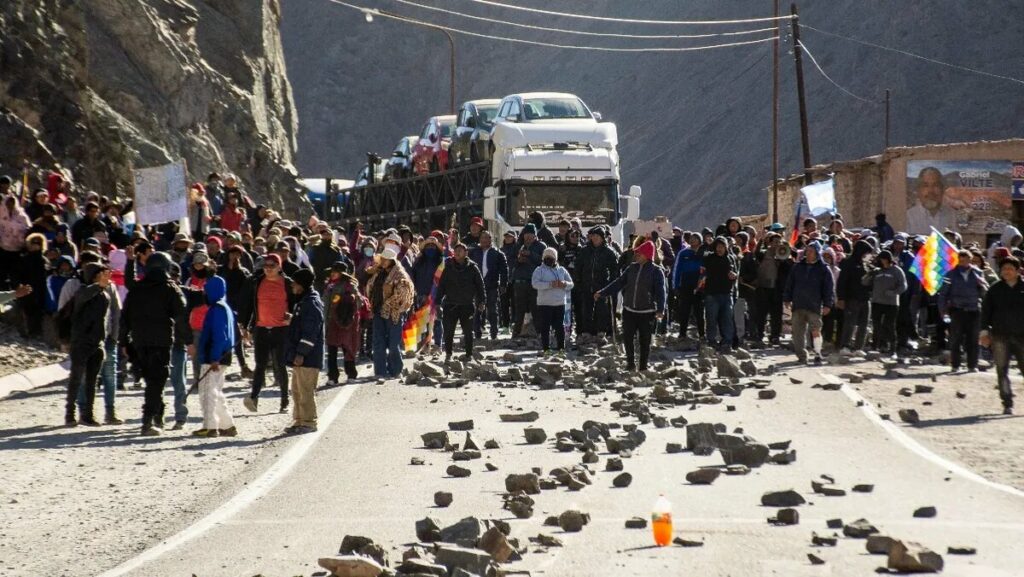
[324,260,365,385]
[595,240,666,372]
[939,250,987,372]
[532,246,574,355]
[365,235,415,378]
[702,236,738,352]
[283,269,324,434]
[437,243,486,363]
[470,230,507,341]
[240,253,293,414]
[863,250,907,358]
[575,226,619,338]
[836,240,874,354]
[66,262,112,426]
[191,275,237,438]
[783,241,834,364]
[980,257,1024,415]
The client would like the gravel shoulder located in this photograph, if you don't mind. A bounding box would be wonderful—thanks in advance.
[0,320,65,379]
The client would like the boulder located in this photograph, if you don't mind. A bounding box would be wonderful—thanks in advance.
[434,491,453,508]
[888,540,944,573]
[434,545,492,577]
[523,427,547,444]
[761,490,806,507]
[685,468,721,485]
[317,556,384,577]
[686,423,719,451]
[478,526,514,563]
[666,442,683,454]
[717,434,770,468]
[558,510,590,532]
[740,360,758,376]
[415,517,441,542]
[505,473,541,495]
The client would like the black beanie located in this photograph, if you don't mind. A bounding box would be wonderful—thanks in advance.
[293,268,315,291]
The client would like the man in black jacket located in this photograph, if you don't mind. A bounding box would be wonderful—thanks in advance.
[836,240,874,353]
[437,243,485,363]
[702,237,738,352]
[66,263,112,427]
[528,211,558,249]
[499,231,518,330]
[469,231,507,340]
[575,226,619,337]
[120,252,191,435]
[980,256,1024,415]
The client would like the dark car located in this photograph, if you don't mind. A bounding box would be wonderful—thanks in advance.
[450,99,501,166]
[384,135,418,181]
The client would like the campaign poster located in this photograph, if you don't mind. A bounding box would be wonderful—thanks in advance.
[905,160,1014,236]
[133,161,187,225]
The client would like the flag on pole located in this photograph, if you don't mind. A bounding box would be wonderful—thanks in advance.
[909,228,959,295]
[402,260,446,351]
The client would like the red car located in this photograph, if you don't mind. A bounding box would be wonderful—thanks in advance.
[411,115,456,175]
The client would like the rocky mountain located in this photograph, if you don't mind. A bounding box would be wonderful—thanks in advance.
[280,0,1024,228]
[0,0,301,212]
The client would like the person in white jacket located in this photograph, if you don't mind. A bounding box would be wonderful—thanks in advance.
[532,247,574,355]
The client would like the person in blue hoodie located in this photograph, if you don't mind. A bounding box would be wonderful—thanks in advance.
[190,275,237,438]
[283,268,324,434]
[783,241,835,364]
[672,232,703,341]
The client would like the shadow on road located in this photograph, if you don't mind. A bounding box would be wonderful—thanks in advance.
[913,413,1023,428]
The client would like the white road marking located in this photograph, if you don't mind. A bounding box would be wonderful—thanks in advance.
[839,381,1024,499]
[95,383,362,577]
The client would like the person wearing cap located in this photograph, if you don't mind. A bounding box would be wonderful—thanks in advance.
[938,249,987,373]
[437,243,486,363]
[205,235,227,268]
[310,223,343,290]
[554,219,572,245]
[121,252,192,435]
[532,246,574,355]
[595,240,666,371]
[324,260,365,384]
[701,236,738,352]
[462,217,485,249]
[574,226,618,337]
[238,252,294,413]
[499,230,519,331]
[783,241,834,364]
[365,234,415,378]
[169,232,193,265]
[283,268,324,434]
[862,249,907,359]
[272,239,303,277]
[470,230,508,341]
[190,274,237,438]
[65,262,112,426]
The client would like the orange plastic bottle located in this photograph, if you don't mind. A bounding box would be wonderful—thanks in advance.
[652,494,673,546]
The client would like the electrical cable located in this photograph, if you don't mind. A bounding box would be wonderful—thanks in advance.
[803,24,1024,88]
[465,0,794,26]
[329,0,778,52]
[798,40,878,104]
[390,0,779,39]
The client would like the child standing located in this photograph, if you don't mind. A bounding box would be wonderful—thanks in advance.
[284,269,325,434]
[191,275,237,438]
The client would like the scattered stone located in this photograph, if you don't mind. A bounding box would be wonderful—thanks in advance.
[434,545,492,577]
[397,558,448,577]
[758,389,777,400]
[625,517,648,529]
[605,457,624,471]
[478,526,514,563]
[898,409,921,424]
[439,517,484,545]
[717,434,770,468]
[666,442,683,454]
[673,537,704,547]
[484,439,501,450]
[789,376,803,384]
[811,481,847,497]
[410,457,426,466]
[807,553,825,565]
[317,555,384,577]
[505,473,541,495]
[415,517,441,542]
[434,491,453,508]
[768,440,791,450]
[485,462,499,472]
[685,468,721,485]
[506,496,534,519]
[523,427,547,444]
[612,472,633,488]
[843,518,879,538]
[686,423,719,452]
[826,518,843,529]
[543,516,559,527]
[449,419,474,431]
[422,431,450,449]
[463,433,479,451]
[914,384,934,394]
[866,535,897,555]
[761,489,806,507]
[531,534,563,547]
[812,533,837,546]
[913,506,937,518]
[899,387,914,397]
[582,450,600,464]
[446,465,471,478]
[670,416,688,428]
[772,508,799,525]
[501,411,539,423]
[852,484,874,493]
[452,450,481,461]
[558,510,590,533]
[887,540,944,573]
[955,391,967,399]
[947,546,976,555]
[770,450,797,465]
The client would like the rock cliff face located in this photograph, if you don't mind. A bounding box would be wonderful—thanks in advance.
[0,0,301,212]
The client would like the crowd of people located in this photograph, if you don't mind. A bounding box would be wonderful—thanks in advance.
[0,169,1019,440]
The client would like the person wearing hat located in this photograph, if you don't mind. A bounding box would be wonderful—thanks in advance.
[283,268,324,434]
[65,262,112,426]
[238,252,295,413]
[183,250,215,397]
[462,216,486,249]
[191,274,238,438]
[310,223,343,290]
[554,219,572,245]
[862,249,907,359]
[324,260,365,385]
[120,252,192,435]
[574,226,618,337]
[783,241,834,364]
[436,243,486,363]
[532,246,574,355]
[188,183,212,240]
[365,235,415,378]
[169,232,193,264]
[470,230,508,341]
[595,240,666,371]
[499,230,519,330]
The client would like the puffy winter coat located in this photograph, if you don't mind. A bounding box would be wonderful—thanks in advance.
[576,242,619,291]
[283,289,325,369]
[938,266,987,312]
[436,258,485,308]
[120,269,191,348]
[862,265,908,307]
[531,263,574,307]
[599,261,666,314]
[783,258,835,312]
[70,283,110,352]
[836,240,874,302]
[197,276,235,366]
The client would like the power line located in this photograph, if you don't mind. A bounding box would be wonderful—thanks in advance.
[465,0,794,26]
[330,0,778,52]
[803,24,1024,88]
[390,0,780,39]
[797,40,878,104]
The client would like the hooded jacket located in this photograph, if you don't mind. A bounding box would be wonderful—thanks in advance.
[982,278,1024,337]
[836,240,874,302]
[862,263,908,306]
[284,287,325,369]
[938,265,987,312]
[988,225,1023,267]
[701,237,737,296]
[120,268,191,348]
[436,257,485,308]
[783,248,835,312]
[598,261,667,315]
[671,246,702,289]
[197,275,235,365]
[70,283,110,352]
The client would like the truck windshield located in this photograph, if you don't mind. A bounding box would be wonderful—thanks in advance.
[478,105,499,127]
[502,183,617,227]
[522,98,591,120]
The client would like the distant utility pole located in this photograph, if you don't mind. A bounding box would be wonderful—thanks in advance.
[790,4,812,186]
[884,88,891,149]
[771,0,780,223]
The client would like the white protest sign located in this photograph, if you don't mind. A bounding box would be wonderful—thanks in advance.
[133,161,187,225]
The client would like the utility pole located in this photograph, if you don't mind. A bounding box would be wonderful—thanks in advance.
[884,88,891,149]
[771,0,780,223]
[790,4,812,186]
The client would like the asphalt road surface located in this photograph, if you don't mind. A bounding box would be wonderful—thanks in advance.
[102,347,1024,577]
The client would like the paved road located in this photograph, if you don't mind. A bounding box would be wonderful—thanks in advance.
[110,348,1024,577]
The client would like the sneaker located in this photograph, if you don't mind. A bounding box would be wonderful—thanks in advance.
[64,417,78,428]
[191,428,218,437]
[152,417,164,429]
[243,397,257,412]
[279,402,289,414]
[218,426,238,437]
[140,427,160,437]
[78,417,101,427]
[813,354,823,366]
[1004,406,1013,415]
[295,425,318,434]
[839,347,852,356]
[324,379,338,387]
[171,422,185,431]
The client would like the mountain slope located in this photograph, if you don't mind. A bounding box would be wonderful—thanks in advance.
[280,0,1024,227]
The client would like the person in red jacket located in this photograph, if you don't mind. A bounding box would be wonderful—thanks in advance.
[218,192,246,232]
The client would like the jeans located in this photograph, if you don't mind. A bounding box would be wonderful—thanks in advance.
[170,346,189,423]
[871,303,898,353]
[991,334,1023,409]
[734,297,748,342]
[78,339,118,410]
[704,293,734,347]
[948,308,980,369]
[536,305,566,351]
[372,314,404,378]
[622,310,655,370]
[839,299,870,350]
[251,326,289,404]
[67,347,105,420]
[136,345,171,428]
[475,286,500,339]
[512,282,536,337]
[443,304,475,356]
[676,286,703,339]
